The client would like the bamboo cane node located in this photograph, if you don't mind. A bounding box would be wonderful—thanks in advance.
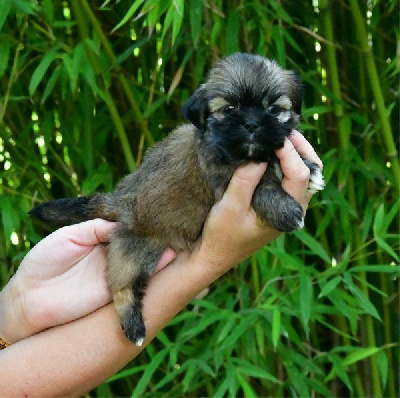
[319,6,330,16]
[360,47,373,57]
[386,151,398,160]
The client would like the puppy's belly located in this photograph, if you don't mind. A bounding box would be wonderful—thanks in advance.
[131,200,211,251]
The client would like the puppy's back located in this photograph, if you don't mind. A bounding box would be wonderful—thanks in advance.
[114,124,215,250]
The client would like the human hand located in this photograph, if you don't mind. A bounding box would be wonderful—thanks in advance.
[0,219,116,343]
[0,218,176,344]
[192,130,322,277]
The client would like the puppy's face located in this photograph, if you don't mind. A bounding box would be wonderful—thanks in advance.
[183,53,303,162]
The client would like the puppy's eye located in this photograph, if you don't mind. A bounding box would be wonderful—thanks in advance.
[222,105,235,114]
[267,105,282,115]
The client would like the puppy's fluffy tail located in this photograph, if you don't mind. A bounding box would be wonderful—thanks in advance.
[29,193,118,229]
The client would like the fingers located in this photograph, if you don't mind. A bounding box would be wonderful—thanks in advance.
[63,219,117,246]
[290,130,323,170]
[154,248,176,273]
[223,162,267,210]
[275,139,310,202]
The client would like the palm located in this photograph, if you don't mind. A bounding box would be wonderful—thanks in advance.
[11,221,115,335]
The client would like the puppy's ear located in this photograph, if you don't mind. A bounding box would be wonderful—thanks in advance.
[290,71,303,115]
[182,85,209,130]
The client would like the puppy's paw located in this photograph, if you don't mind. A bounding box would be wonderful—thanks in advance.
[253,184,305,233]
[307,165,325,195]
[267,199,305,232]
[302,160,324,195]
[120,306,146,346]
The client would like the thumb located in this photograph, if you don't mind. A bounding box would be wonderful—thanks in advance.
[224,163,267,210]
[20,219,117,277]
[61,219,117,246]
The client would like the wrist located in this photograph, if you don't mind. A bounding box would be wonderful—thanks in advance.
[0,277,34,344]
[188,247,233,285]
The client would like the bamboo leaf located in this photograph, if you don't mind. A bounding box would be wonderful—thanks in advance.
[272,307,280,350]
[191,299,220,311]
[343,346,381,367]
[42,0,54,25]
[283,30,303,54]
[0,35,10,77]
[0,0,11,31]
[216,317,236,343]
[1,197,20,244]
[196,360,215,378]
[361,199,375,242]
[143,97,167,118]
[377,350,388,388]
[72,42,85,90]
[189,0,203,46]
[373,203,385,236]
[144,0,160,28]
[166,311,197,326]
[294,229,330,263]
[42,65,61,103]
[112,0,145,32]
[29,45,60,96]
[131,348,168,397]
[106,365,146,383]
[232,358,282,384]
[210,20,221,46]
[300,272,313,333]
[115,37,151,66]
[382,198,400,232]
[153,365,182,390]
[161,3,175,40]
[218,315,257,351]
[171,0,184,45]
[349,265,400,274]
[226,10,240,54]
[318,276,342,298]
[182,362,196,392]
[13,0,38,15]
[326,353,353,392]
[317,318,358,341]
[182,312,223,337]
[236,373,257,398]
[344,273,382,320]
[214,375,231,398]
[376,236,400,262]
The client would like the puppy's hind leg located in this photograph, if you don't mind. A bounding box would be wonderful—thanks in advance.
[107,225,166,345]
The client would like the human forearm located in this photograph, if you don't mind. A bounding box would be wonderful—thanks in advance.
[0,250,237,397]
[0,134,322,396]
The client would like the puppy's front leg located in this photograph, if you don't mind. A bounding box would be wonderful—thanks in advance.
[252,177,305,232]
[252,159,324,232]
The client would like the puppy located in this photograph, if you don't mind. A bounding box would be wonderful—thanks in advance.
[30,53,324,345]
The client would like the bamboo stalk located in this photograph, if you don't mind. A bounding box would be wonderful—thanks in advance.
[378,253,396,398]
[349,0,400,196]
[319,1,380,396]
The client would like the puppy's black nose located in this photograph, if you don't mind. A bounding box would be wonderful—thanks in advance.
[244,120,259,131]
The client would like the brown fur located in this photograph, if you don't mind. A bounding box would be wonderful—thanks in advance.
[30,53,324,344]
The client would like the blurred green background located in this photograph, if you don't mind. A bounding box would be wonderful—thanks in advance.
[0,0,399,396]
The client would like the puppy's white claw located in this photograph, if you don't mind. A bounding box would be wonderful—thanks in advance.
[135,337,144,347]
[307,168,325,194]
[297,218,305,229]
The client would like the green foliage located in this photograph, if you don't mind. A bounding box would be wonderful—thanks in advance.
[0,0,399,396]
